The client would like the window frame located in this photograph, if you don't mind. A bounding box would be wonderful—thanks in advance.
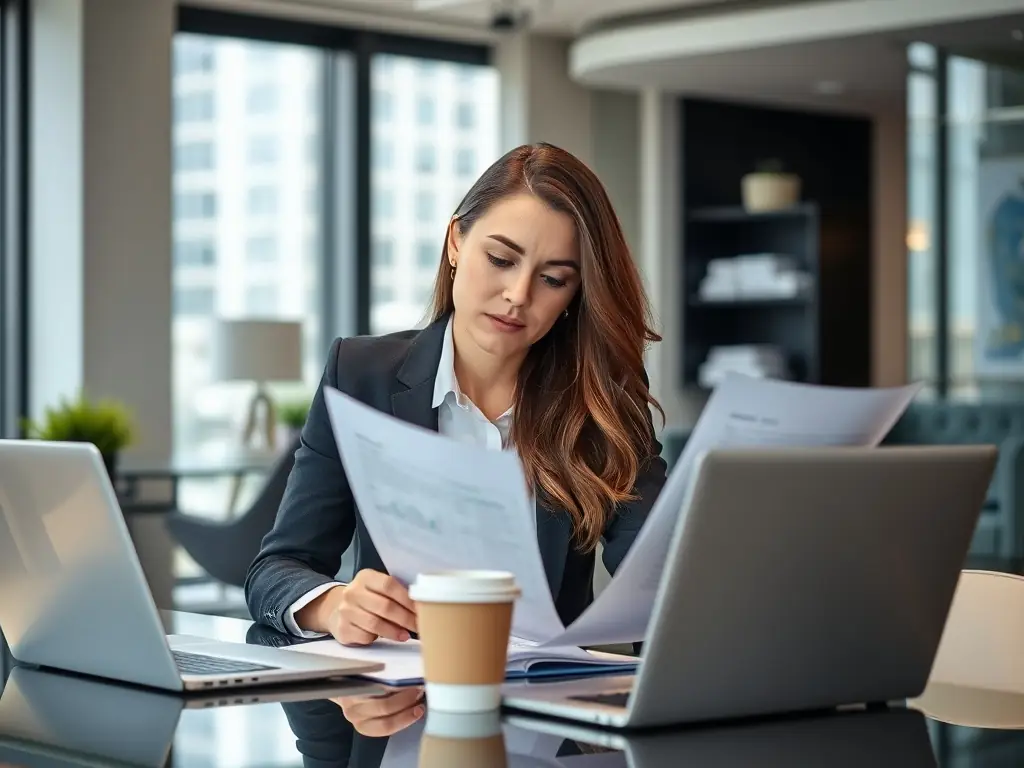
[177,5,492,338]
[1,0,29,438]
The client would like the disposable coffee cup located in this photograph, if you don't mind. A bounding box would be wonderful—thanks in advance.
[408,570,520,713]
[418,709,506,768]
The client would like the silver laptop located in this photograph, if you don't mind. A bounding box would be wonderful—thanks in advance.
[502,445,997,728]
[0,439,382,692]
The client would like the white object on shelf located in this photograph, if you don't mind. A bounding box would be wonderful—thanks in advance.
[741,172,801,212]
[698,255,811,301]
[698,344,789,388]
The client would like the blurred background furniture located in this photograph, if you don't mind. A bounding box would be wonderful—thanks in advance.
[161,434,358,614]
[212,318,304,514]
[213,319,304,455]
[883,402,1024,566]
[678,100,872,391]
[924,569,1024,693]
[659,399,1024,570]
[164,434,300,592]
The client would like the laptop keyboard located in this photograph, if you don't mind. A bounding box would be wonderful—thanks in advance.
[172,650,278,676]
[569,691,631,708]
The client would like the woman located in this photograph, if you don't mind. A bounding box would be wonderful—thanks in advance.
[245,142,667,646]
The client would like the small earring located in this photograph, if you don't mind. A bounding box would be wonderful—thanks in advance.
[450,267,456,280]
[563,309,569,319]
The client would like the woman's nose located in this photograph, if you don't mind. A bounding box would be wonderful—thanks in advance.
[503,271,531,306]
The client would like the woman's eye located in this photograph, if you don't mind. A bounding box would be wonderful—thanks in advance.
[542,275,567,288]
[487,253,513,268]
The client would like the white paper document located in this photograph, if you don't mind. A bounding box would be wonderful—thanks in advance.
[323,387,564,642]
[323,373,920,649]
[282,636,636,686]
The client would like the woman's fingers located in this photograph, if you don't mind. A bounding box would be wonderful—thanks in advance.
[359,589,417,635]
[331,569,419,644]
[357,704,425,737]
[362,571,418,617]
[333,688,426,736]
[342,604,411,643]
[342,687,424,719]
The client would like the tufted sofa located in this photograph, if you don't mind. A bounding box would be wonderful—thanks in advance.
[882,402,1024,561]
[660,400,1024,562]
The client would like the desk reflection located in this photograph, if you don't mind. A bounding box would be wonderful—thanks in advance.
[0,622,942,768]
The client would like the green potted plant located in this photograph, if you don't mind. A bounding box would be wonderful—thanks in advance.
[276,395,311,448]
[23,393,136,483]
[741,159,801,212]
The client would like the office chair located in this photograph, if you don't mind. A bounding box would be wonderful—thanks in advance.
[165,435,300,589]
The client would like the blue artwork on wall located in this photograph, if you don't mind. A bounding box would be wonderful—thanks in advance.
[977,159,1024,377]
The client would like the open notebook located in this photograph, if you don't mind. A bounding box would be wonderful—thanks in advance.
[281,637,637,686]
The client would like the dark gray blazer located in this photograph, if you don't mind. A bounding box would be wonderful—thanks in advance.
[244,314,667,635]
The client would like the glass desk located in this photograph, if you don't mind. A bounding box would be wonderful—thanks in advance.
[0,611,1022,767]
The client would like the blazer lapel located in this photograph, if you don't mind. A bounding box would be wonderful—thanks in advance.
[390,315,449,432]
[390,383,438,432]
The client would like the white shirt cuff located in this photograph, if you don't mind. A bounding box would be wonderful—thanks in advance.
[284,582,345,638]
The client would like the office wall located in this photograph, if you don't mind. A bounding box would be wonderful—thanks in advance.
[592,90,641,256]
[495,31,594,167]
[82,0,174,463]
[31,0,174,463]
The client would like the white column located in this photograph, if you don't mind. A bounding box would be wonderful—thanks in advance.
[872,107,909,386]
[639,88,692,433]
[494,30,530,153]
[495,32,593,165]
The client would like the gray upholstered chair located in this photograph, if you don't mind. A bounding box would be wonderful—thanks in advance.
[884,402,1024,563]
[660,406,1024,563]
[165,436,300,589]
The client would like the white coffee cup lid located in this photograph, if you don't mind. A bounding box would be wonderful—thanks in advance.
[409,570,521,604]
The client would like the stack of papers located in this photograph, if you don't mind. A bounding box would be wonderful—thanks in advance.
[284,637,637,686]
[699,254,812,301]
[287,373,920,684]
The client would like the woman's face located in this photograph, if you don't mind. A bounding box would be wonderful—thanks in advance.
[448,192,581,359]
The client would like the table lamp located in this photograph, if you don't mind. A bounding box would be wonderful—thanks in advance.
[213,319,303,453]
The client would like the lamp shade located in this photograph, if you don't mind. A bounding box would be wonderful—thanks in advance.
[213,319,303,383]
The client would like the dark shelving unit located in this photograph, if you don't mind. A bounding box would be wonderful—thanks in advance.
[687,203,816,223]
[679,99,872,390]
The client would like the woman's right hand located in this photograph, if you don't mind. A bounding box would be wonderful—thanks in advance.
[331,686,425,737]
[302,569,418,646]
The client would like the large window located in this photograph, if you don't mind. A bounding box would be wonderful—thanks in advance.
[369,54,498,334]
[908,44,1024,400]
[171,34,327,549]
[170,10,495,588]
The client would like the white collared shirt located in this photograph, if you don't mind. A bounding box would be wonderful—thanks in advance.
[284,317,519,636]
[432,316,514,452]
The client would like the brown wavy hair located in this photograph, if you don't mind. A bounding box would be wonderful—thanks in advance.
[429,143,663,552]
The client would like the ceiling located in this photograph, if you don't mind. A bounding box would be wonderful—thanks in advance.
[577,14,1024,116]
[272,0,752,34]
[258,0,1024,115]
